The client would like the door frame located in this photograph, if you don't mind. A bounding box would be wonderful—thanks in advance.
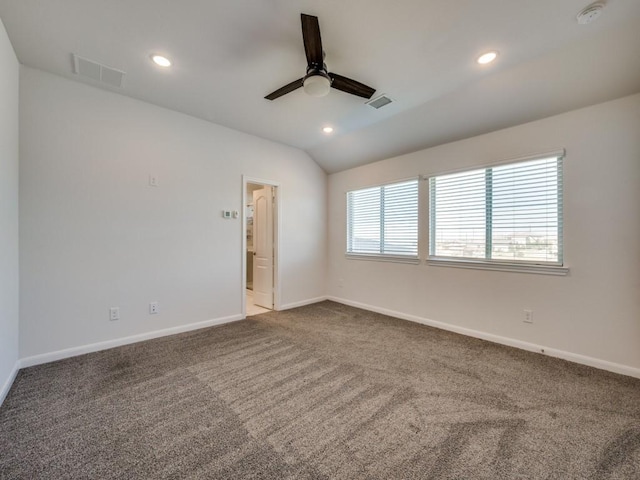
[242,175,280,317]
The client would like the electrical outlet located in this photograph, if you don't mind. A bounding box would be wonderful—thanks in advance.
[149,174,158,187]
[338,278,344,288]
[523,309,533,324]
[149,302,159,314]
[109,307,120,321]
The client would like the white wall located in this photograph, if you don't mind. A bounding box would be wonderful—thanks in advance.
[19,67,327,359]
[328,94,640,374]
[0,18,19,400]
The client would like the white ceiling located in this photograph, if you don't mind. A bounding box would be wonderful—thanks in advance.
[1,0,640,173]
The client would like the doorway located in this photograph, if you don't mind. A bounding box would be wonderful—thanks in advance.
[243,177,279,317]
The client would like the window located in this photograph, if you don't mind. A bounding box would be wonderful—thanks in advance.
[347,179,419,261]
[429,154,564,269]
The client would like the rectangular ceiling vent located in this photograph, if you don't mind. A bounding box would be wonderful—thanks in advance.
[366,94,393,109]
[72,54,125,88]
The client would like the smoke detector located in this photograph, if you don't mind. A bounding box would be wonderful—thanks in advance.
[576,2,606,25]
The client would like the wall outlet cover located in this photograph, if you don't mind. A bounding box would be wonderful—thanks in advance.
[149,302,159,314]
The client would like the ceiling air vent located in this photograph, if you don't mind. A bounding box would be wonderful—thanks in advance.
[72,54,125,88]
[366,94,393,109]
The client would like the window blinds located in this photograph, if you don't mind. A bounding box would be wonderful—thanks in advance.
[429,156,563,265]
[347,179,419,257]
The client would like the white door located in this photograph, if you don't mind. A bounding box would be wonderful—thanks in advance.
[252,186,274,308]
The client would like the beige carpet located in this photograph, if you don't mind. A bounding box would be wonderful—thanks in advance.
[1,301,639,479]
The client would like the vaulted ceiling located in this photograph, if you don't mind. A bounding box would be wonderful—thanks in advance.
[1,0,639,173]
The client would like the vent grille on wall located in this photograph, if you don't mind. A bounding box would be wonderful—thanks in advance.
[366,94,393,109]
[72,54,125,88]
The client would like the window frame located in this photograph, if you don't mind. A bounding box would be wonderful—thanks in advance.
[345,177,420,264]
[426,150,569,276]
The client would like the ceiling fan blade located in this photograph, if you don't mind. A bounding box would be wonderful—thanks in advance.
[328,73,376,99]
[265,78,304,100]
[301,14,323,68]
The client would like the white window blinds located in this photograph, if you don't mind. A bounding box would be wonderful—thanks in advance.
[429,155,563,265]
[347,179,419,258]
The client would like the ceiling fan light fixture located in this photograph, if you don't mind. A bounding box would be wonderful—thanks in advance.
[303,74,331,97]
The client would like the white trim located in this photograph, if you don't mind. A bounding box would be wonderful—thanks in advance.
[0,361,20,407]
[19,314,244,369]
[427,258,569,276]
[279,296,328,310]
[326,296,640,379]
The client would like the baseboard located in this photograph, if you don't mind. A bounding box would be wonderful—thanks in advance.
[327,296,640,379]
[278,296,328,311]
[19,314,244,369]
[0,361,20,407]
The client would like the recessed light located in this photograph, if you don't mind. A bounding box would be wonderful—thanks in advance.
[477,51,498,65]
[151,55,171,67]
[322,126,334,134]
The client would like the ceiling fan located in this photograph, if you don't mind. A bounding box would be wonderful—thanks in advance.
[265,14,376,101]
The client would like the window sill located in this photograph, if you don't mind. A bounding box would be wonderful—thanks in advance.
[346,254,421,265]
[427,258,569,276]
